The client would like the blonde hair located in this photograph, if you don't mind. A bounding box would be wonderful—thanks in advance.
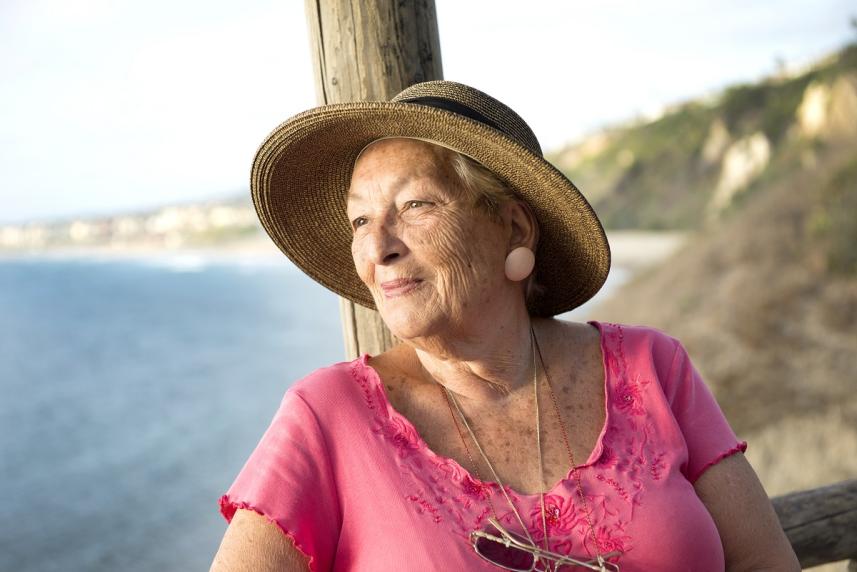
[444,149,513,222]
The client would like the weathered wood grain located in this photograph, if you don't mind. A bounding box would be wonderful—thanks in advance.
[305,0,443,358]
[773,479,857,567]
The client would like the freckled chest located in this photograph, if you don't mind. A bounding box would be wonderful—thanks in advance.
[375,324,606,495]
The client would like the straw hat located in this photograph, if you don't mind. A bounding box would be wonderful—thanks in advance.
[251,80,610,317]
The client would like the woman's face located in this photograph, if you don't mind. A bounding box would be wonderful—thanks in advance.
[346,138,512,340]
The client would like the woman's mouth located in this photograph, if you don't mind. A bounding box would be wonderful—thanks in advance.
[380,278,424,298]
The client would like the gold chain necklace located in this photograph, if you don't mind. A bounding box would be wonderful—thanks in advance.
[440,324,607,571]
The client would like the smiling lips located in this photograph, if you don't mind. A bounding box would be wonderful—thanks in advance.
[380,278,423,298]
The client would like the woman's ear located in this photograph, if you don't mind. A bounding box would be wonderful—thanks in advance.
[502,199,539,252]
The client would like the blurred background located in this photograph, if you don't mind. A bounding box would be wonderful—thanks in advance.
[1,1,855,570]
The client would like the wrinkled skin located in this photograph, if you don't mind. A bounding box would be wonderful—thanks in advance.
[348,139,506,339]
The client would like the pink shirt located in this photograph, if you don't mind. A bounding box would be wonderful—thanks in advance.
[219,321,747,571]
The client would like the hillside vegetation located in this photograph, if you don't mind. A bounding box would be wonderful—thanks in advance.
[550,43,857,231]
[570,42,857,516]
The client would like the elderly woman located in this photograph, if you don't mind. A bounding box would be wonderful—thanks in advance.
[210,82,798,571]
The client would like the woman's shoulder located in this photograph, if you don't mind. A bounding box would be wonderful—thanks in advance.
[286,356,371,410]
[584,319,688,381]
[536,318,682,370]
[588,319,681,354]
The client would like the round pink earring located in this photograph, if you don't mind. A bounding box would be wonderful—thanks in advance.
[505,246,535,281]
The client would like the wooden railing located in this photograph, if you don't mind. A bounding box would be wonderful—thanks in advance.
[772,479,857,568]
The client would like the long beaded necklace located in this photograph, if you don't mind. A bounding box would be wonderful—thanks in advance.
[440,324,608,571]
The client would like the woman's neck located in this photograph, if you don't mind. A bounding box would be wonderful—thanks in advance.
[401,312,550,406]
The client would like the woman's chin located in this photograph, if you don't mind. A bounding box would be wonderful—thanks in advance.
[379,304,443,341]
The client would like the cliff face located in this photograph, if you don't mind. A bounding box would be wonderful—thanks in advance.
[572,44,857,500]
[549,44,857,231]
[594,146,856,432]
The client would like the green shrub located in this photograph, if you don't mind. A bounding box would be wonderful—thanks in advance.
[808,155,857,275]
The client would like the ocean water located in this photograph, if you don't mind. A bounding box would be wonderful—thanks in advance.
[0,253,628,572]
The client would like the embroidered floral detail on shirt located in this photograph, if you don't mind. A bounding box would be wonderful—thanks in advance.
[595,473,632,503]
[460,474,492,500]
[373,415,422,458]
[406,493,442,523]
[615,372,651,416]
[588,523,632,560]
[650,451,667,480]
[598,442,619,469]
[430,455,466,482]
[350,360,377,411]
[527,493,580,536]
[423,455,495,502]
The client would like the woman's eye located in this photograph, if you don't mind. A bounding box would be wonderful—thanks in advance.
[405,200,429,209]
[352,216,368,229]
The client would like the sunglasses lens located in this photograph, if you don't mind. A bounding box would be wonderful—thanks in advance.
[474,535,535,571]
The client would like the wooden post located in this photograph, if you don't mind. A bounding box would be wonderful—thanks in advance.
[304,0,443,359]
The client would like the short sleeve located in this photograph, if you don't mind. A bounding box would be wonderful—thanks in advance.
[219,388,341,572]
[664,338,748,484]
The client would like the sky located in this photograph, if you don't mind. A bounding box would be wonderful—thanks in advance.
[1,0,853,225]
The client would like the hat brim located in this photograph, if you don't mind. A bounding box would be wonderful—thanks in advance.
[252,101,611,317]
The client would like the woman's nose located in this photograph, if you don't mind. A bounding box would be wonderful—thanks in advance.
[365,220,407,265]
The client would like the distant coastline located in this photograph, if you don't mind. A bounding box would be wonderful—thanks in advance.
[0,197,257,254]
[0,193,686,267]
[0,223,687,273]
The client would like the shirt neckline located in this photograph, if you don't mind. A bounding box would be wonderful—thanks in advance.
[355,319,613,498]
